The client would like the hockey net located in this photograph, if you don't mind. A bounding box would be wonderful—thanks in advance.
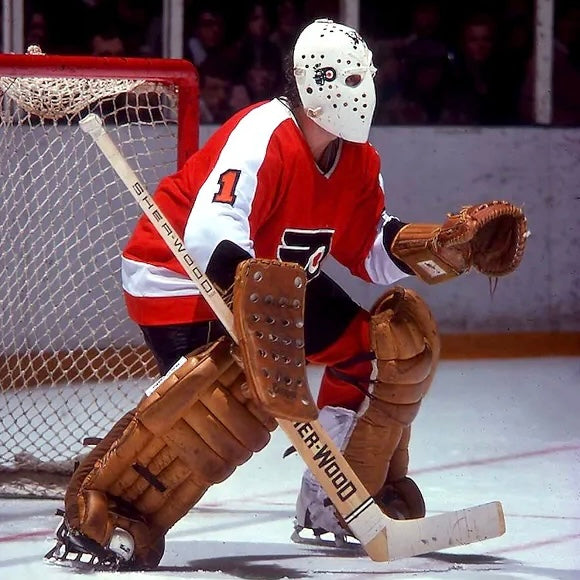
[0,49,198,498]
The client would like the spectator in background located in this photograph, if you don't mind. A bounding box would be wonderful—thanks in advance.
[234,2,283,102]
[138,1,164,57]
[373,40,406,123]
[448,13,514,124]
[199,56,250,124]
[406,1,445,45]
[23,0,90,54]
[90,15,125,57]
[497,1,533,121]
[184,5,228,68]
[87,0,152,57]
[372,1,453,124]
[303,0,339,22]
[520,3,580,125]
[386,1,448,54]
[242,50,283,103]
[269,0,302,55]
[236,2,281,67]
[25,11,48,50]
[377,38,466,125]
[115,0,152,56]
[91,32,125,57]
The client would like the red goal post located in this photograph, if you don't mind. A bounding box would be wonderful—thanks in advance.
[0,51,199,497]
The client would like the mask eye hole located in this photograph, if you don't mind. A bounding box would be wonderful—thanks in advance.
[345,73,362,87]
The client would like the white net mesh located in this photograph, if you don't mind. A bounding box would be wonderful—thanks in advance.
[0,75,144,119]
[0,57,191,497]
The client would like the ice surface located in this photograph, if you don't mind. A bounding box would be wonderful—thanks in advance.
[1,357,579,579]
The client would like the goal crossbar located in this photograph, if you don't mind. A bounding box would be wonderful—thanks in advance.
[0,53,199,167]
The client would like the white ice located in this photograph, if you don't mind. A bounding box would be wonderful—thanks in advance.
[1,357,579,579]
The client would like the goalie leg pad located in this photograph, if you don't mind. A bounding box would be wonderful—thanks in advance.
[344,286,440,505]
[294,287,440,535]
[62,338,276,569]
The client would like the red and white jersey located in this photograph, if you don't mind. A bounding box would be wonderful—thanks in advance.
[122,98,408,325]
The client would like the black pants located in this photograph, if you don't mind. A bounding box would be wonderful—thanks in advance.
[140,272,362,376]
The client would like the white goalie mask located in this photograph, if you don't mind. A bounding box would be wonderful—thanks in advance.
[293,19,377,143]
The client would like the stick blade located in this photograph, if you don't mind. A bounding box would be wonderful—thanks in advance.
[384,501,506,561]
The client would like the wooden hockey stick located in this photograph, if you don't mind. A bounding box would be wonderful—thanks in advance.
[79,113,506,562]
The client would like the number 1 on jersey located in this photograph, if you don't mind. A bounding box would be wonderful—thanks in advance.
[213,169,241,205]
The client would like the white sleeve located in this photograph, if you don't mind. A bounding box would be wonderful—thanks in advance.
[363,210,411,285]
[183,102,283,273]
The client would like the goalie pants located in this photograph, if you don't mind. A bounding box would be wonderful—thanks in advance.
[140,272,371,411]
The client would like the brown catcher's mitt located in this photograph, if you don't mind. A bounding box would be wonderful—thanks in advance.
[391,200,528,284]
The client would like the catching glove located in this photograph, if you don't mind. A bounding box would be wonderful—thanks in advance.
[391,200,528,284]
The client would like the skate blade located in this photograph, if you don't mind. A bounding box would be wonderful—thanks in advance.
[44,549,104,570]
[291,527,363,551]
[44,540,120,571]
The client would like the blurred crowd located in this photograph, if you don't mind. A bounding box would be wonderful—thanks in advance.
[11,0,580,126]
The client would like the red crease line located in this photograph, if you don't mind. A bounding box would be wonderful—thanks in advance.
[412,443,580,475]
[0,529,52,543]
[493,532,580,554]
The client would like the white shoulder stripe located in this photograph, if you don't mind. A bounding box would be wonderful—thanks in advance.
[121,256,199,297]
[198,99,291,206]
[184,100,293,272]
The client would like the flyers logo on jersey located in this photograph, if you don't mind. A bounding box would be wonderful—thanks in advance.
[278,229,334,280]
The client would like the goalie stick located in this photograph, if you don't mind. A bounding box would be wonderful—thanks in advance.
[79,113,506,562]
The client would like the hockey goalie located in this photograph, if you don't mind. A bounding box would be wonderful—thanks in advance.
[46,18,527,570]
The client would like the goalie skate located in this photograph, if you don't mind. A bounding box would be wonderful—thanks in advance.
[291,500,362,551]
[291,520,362,551]
[44,511,134,571]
